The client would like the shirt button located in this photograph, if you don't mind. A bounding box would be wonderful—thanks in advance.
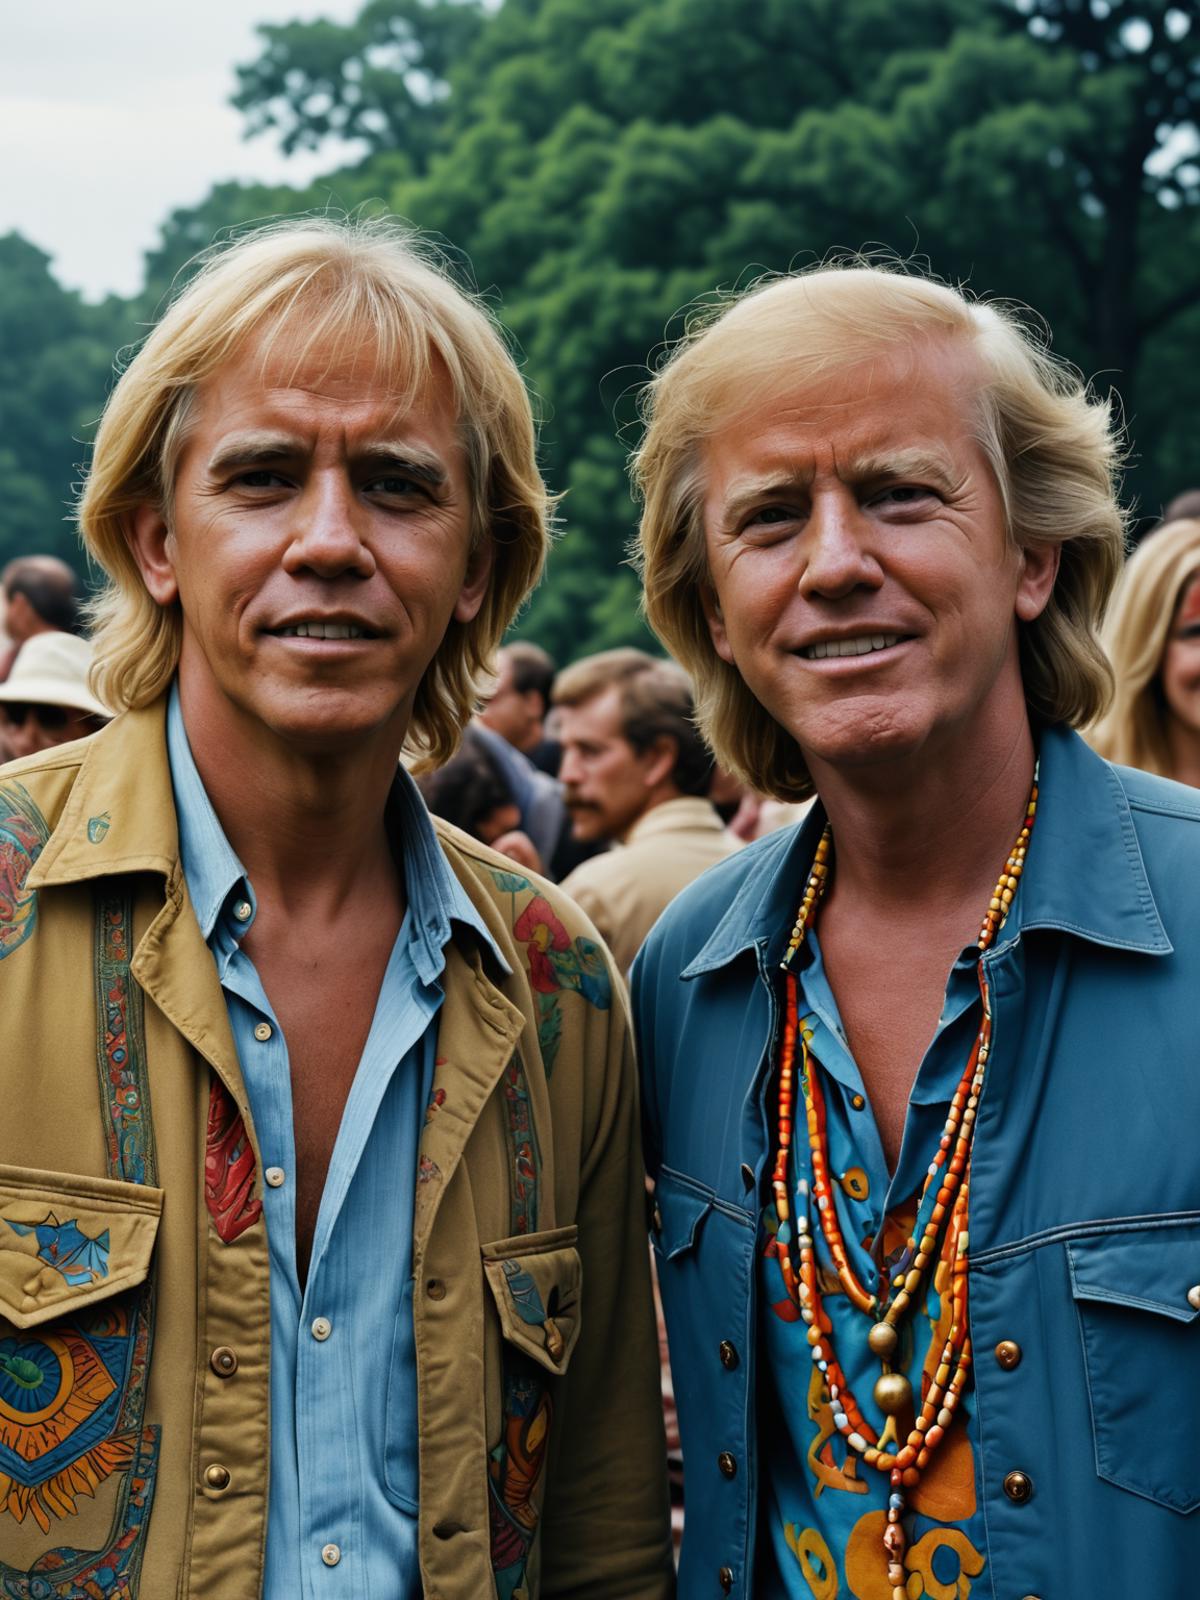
[1003,1469,1034,1504]
[233,899,252,922]
[264,1167,285,1188]
[253,1022,273,1043]
[311,1317,332,1341]
[321,1543,341,1567]
[1187,1285,1200,1311]
[717,1451,737,1477]
[719,1340,739,1370]
[850,1093,866,1111]
[204,1463,230,1491]
[995,1339,1022,1370]
[210,1346,238,1378]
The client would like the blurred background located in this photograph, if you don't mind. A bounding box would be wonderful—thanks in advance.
[3,0,1199,666]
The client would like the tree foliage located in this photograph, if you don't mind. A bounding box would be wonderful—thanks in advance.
[4,0,1199,654]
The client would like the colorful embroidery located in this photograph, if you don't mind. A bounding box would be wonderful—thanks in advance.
[488,1364,552,1600]
[4,1217,110,1287]
[0,1423,160,1598]
[424,1087,447,1125]
[500,1057,539,1238]
[87,813,111,845]
[203,1077,262,1245]
[489,870,613,1077]
[500,1261,572,1363]
[0,783,50,961]
[94,896,157,1188]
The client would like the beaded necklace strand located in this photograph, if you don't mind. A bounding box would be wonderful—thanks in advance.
[769,772,1038,1599]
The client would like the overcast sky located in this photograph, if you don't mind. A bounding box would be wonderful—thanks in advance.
[3,1,366,301]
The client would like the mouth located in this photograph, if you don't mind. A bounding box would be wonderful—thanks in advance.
[799,633,911,662]
[268,619,381,641]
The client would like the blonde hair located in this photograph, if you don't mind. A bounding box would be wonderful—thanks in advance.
[634,265,1127,800]
[80,216,552,766]
[1090,518,1200,775]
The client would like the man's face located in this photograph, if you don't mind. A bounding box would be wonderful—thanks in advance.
[130,328,489,756]
[558,685,662,842]
[700,338,1057,784]
[0,702,104,759]
[1162,570,1200,741]
[479,650,541,751]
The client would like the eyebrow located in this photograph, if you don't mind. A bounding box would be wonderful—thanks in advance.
[205,432,449,488]
[713,446,960,526]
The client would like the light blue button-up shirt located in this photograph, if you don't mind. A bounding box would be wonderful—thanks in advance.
[166,685,505,1599]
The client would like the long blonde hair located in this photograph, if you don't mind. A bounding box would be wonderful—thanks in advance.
[634,264,1127,801]
[80,216,552,767]
[1090,518,1200,775]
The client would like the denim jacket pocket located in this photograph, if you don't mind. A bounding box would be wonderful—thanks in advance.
[650,1167,715,1261]
[1068,1218,1200,1513]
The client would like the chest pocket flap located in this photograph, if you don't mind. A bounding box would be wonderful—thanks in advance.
[0,1163,163,1331]
[482,1225,582,1375]
[651,1167,715,1260]
[1068,1225,1200,1323]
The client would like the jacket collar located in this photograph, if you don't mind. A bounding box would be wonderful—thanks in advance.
[683,724,1170,979]
[627,796,727,845]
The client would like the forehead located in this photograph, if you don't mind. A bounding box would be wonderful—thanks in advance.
[559,685,625,740]
[1176,570,1200,624]
[700,338,985,507]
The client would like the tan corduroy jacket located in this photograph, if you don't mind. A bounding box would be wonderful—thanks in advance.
[0,701,672,1599]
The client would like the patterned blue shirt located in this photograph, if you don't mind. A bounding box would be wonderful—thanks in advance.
[757,923,992,1598]
[166,685,506,1599]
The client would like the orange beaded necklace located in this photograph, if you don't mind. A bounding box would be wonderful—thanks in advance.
[768,773,1038,1599]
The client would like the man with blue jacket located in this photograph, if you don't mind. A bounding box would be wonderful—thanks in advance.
[630,262,1200,1599]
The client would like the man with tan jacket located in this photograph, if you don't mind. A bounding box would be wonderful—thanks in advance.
[0,221,671,1599]
[557,651,741,974]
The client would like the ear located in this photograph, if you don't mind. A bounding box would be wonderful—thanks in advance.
[453,536,494,625]
[700,583,735,666]
[1014,541,1061,624]
[127,503,180,606]
[640,734,678,791]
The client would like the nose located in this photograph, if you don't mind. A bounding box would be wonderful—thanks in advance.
[283,473,377,580]
[559,745,584,787]
[797,487,882,601]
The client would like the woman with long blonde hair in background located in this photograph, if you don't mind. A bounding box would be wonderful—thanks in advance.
[1092,516,1200,786]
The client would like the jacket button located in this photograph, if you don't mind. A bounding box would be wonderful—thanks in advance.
[1188,1285,1200,1310]
[653,1204,664,1233]
[994,1340,1022,1370]
[719,1340,739,1370]
[204,1463,230,1491]
[717,1451,737,1477]
[426,1278,447,1301]
[1003,1470,1034,1504]
[210,1346,238,1378]
[718,1566,734,1593]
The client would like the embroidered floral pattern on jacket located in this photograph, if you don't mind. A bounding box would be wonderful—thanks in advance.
[95,897,157,1187]
[203,1076,263,1245]
[0,783,49,961]
[490,870,613,1075]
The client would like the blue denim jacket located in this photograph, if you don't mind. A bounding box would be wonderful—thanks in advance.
[632,727,1200,1600]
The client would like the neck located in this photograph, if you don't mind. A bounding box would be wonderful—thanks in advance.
[1165,717,1200,791]
[618,784,686,842]
[179,681,405,915]
[808,715,1037,923]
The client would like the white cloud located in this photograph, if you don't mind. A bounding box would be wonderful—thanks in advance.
[2,0,365,299]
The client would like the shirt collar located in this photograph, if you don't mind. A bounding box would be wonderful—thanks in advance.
[682,723,1171,980]
[166,682,508,983]
[626,797,727,845]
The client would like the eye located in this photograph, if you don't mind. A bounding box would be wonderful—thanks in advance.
[234,468,291,490]
[867,483,940,510]
[367,473,430,500]
[742,503,803,540]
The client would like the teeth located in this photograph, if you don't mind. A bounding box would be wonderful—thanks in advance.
[278,622,365,639]
[803,633,901,660]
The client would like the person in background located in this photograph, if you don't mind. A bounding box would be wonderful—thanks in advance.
[416,723,541,865]
[1161,487,1200,525]
[632,262,1200,1600]
[1090,516,1200,787]
[0,631,109,759]
[555,648,741,975]
[479,640,559,772]
[0,555,82,680]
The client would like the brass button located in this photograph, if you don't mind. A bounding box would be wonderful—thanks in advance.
[1003,1469,1034,1504]
[1187,1285,1200,1311]
[719,1566,734,1594]
[204,1463,230,1491]
[995,1339,1022,1370]
[210,1346,238,1378]
[717,1451,737,1477]
[850,1093,866,1111]
[426,1278,447,1301]
[719,1340,739,1370]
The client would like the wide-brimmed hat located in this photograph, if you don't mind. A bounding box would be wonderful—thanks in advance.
[0,632,109,718]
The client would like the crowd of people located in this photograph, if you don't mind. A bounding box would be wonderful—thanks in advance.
[3,217,1200,1600]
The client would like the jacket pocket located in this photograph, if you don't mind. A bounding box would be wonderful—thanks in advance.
[383,1278,420,1512]
[0,1162,163,1329]
[650,1165,715,1261]
[1068,1218,1200,1513]
[481,1224,581,1374]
